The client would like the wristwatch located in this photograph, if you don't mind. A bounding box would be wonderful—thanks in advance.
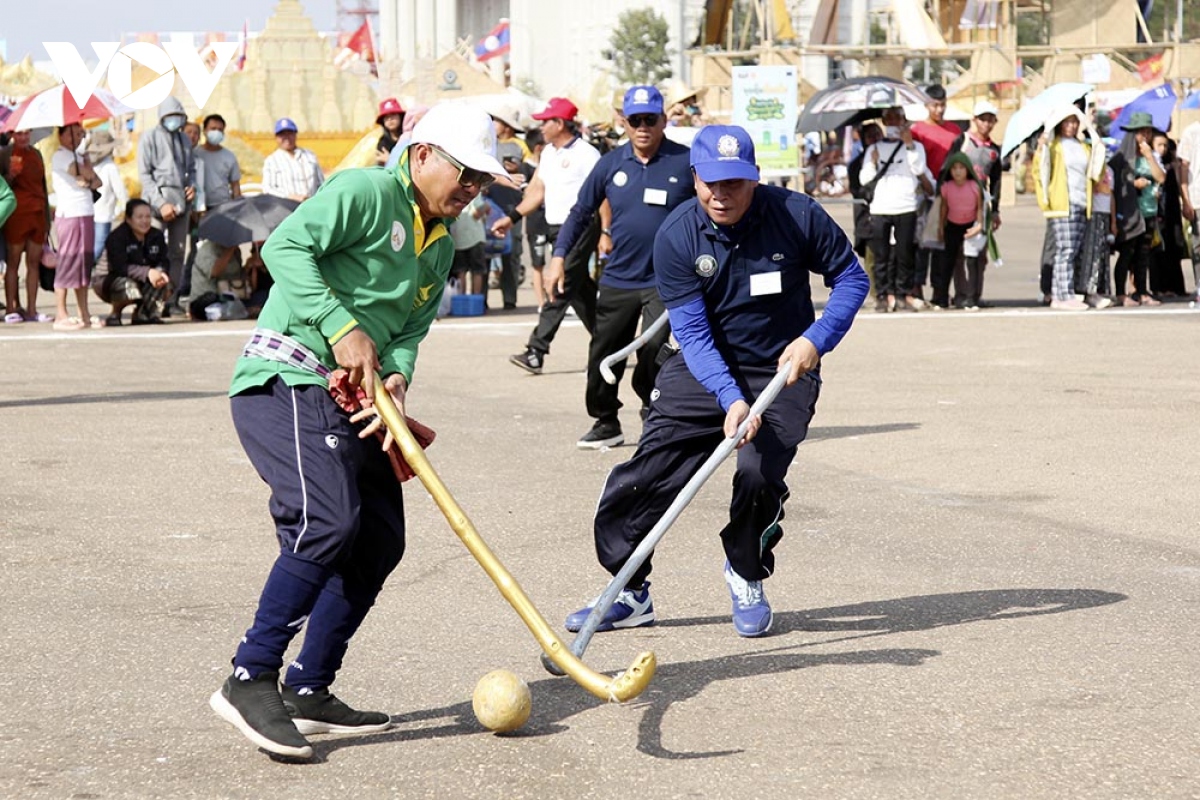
[601,228,613,236]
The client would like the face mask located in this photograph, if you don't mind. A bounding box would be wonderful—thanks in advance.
[162,116,184,133]
[205,130,225,146]
[884,125,902,139]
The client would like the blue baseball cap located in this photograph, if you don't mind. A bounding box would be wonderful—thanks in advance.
[690,125,759,183]
[274,117,298,134]
[623,85,664,117]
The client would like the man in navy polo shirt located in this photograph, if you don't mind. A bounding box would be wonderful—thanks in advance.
[565,125,869,637]
[547,85,695,449]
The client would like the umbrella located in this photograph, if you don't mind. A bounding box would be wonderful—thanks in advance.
[196,195,300,247]
[1110,83,1177,134]
[1000,81,1093,157]
[2,85,133,132]
[797,76,929,133]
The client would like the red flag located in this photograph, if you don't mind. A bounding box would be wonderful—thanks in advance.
[236,20,248,72]
[335,21,374,69]
[1136,52,1165,83]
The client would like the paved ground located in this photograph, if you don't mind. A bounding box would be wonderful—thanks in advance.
[2,195,1199,799]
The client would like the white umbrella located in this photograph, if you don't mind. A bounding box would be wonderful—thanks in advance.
[3,85,133,132]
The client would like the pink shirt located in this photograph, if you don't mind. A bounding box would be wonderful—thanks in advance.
[941,179,980,225]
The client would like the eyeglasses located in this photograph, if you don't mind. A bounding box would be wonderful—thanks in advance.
[431,146,496,191]
[626,114,661,129]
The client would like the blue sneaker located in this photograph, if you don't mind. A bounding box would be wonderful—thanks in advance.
[724,562,772,637]
[565,583,655,632]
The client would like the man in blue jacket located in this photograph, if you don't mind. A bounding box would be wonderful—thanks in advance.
[547,85,694,448]
[566,125,869,637]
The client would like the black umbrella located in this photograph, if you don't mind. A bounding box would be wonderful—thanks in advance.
[196,194,300,247]
[797,76,930,133]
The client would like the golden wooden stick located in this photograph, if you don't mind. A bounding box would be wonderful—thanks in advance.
[372,377,656,703]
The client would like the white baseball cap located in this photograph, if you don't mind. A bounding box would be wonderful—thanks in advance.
[973,100,1000,118]
[410,102,506,177]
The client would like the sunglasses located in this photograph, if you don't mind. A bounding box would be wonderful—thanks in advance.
[626,114,661,129]
[431,146,495,190]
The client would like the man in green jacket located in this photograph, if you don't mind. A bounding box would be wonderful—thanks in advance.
[210,103,508,760]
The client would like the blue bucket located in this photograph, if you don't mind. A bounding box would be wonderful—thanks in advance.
[451,293,485,316]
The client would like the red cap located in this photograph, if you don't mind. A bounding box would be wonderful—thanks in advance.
[531,97,578,122]
[376,97,406,124]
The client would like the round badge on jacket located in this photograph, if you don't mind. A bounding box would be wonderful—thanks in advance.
[695,254,717,277]
[613,171,628,187]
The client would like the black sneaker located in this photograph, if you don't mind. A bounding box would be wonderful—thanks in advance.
[509,349,543,374]
[209,670,313,759]
[577,423,623,450]
[281,685,391,735]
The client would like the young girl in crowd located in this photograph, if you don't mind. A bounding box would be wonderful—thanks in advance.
[936,152,983,310]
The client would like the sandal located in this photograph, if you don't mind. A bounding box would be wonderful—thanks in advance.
[52,317,86,331]
[89,317,104,329]
[25,312,51,323]
[4,312,23,324]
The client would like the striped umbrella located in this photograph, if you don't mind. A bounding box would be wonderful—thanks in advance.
[2,85,133,132]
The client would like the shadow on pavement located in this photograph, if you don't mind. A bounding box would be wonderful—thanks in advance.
[305,588,1124,762]
[661,588,1127,636]
[805,422,920,442]
[0,390,226,409]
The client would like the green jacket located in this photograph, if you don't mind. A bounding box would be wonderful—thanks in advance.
[230,151,453,396]
[0,175,14,229]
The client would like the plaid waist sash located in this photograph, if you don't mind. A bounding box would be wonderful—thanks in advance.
[240,327,332,380]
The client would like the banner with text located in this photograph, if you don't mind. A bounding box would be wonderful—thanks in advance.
[731,65,798,176]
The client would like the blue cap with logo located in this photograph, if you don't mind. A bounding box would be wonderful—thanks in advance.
[690,125,759,183]
[623,85,664,117]
[274,117,299,134]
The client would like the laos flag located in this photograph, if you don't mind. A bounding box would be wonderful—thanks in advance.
[475,19,510,62]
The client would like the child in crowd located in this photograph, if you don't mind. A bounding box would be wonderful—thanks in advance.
[935,152,983,310]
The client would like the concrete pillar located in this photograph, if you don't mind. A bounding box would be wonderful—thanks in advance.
[436,1,458,59]
[508,0,534,92]
[416,0,437,59]
[378,0,399,62]
[382,0,419,82]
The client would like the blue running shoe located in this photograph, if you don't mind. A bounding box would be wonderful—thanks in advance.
[565,583,655,632]
[724,561,772,637]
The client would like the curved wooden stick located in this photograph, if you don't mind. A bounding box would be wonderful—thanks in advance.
[372,377,655,702]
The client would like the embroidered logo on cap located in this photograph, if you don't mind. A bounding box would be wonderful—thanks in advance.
[633,88,650,104]
[695,254,718,277]
[717,134,740,159]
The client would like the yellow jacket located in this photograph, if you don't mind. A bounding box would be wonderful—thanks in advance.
[1034,137,1093,219]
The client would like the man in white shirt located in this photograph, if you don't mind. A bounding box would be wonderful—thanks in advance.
[860,106,929,312]
[1176,120,1200,303]
[262,118,324,202]
[491,97,602,373]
